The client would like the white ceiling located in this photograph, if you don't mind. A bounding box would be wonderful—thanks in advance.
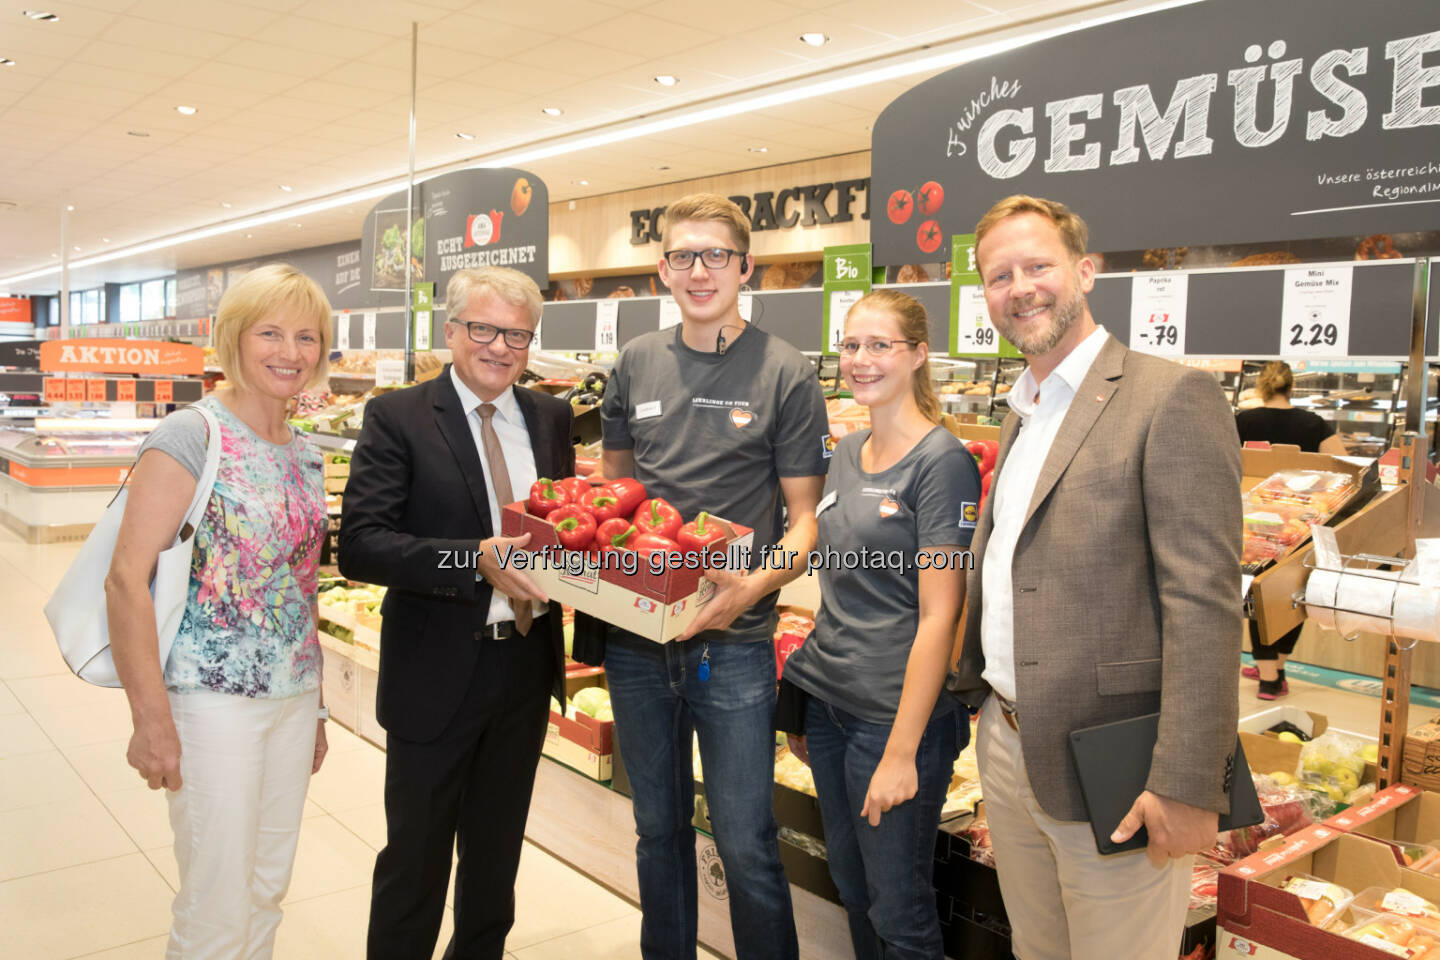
[0,0,1138,294]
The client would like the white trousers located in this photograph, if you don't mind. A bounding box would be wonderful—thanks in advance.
[165,687,318,960]
[976,698,1192,960]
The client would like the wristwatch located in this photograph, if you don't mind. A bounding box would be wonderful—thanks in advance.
[317,705,330,722]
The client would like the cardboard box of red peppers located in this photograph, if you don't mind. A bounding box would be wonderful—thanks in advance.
[500,475,754,644]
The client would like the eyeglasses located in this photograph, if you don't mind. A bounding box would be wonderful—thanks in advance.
[459,321,535,349]
[663,247,745,271]
[838,338,918,357]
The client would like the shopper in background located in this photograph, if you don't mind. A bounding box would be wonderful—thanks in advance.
[105,263,333,958]
[598,193,828,960]
[1236,361,1344,700]
[951,196,1242,960]
[780,289,977,960]
[340,267,572,960]
[1235,361,1347,455]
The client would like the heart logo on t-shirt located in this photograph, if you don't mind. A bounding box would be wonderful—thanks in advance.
[878,498,900,518]
[730,409,754,428]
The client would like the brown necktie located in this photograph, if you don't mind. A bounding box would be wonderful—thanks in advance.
[475,403,532,636]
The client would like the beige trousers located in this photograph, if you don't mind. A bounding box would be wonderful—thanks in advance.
[976,698,1193,960]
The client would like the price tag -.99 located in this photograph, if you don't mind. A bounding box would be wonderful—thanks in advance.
[954,285,999,355]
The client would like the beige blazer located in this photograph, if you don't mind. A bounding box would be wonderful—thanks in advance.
[954,334,1242,822]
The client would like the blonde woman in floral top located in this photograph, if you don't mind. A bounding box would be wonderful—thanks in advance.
[106,263,332,959]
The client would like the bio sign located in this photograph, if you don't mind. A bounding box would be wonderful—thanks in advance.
[870,0,1440,262]
[362,167,548,294]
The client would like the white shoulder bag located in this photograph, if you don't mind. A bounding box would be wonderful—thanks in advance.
[46,404,223,687]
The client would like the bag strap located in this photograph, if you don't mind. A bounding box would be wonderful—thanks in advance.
[178,404,223,539]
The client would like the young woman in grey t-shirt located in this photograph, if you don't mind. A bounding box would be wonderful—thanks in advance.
[782,290,979,960]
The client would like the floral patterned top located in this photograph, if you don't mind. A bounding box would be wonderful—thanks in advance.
[138,396,326,698]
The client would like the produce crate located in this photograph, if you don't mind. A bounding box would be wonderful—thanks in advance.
[500,502,754,643]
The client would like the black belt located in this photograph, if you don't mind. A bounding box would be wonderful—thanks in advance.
[994,693,1020,732]
[478,612,546,641]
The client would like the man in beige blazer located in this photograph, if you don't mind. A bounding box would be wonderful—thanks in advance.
[952,195,1241,960]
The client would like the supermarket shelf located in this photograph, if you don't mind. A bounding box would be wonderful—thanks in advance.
[317,627,379,673]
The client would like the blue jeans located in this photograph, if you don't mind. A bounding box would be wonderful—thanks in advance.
[605,636,798,960]
[803,697,964,960]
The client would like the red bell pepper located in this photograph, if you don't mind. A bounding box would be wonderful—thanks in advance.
[557,476,591,504]
[596,518,638,553]
[633,497,682,541]
[633,531,681,568]
[549,505,596,551]
[579,485,625,523]
[676,511,727,556]
[965,440,997,476]
[607,477,647,517]
[527,478,568,517]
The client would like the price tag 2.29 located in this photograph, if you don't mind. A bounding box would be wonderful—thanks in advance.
[1129,274,1188,356]
[1281,266,1352,357]
[954,285,999,355]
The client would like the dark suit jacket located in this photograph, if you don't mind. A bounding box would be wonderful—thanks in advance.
[954,334,1242,822]
[338,367,573,743]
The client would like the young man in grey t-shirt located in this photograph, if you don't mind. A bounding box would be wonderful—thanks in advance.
[599,194,828,960]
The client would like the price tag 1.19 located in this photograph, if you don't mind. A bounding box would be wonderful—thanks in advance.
[953,285,999,355]
[595,300,619,351]
[1129,274,1189,356]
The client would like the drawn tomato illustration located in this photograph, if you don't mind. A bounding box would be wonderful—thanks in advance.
[917,181,944,216]
[916,219,943,254]
[886,189,914,225]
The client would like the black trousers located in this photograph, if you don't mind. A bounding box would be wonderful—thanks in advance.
[1249,619,1304,661]
[367,622,554,960]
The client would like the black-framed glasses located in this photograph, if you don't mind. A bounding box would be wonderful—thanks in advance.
[838,338,918,357]
[459,321,535,349]
[663,247,745,271]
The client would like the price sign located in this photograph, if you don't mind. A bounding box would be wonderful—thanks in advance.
[827,289,864,351]
[116,379,136,402]
[738,294,753,322]
[153,380,173,403]
[658,297,682,330]
[375,359,404,386]
[1281,266,1352,356]
[44,377,66,402]
[1129,274,1189,356]
[952,285,999,355]
[414,310,431,351]
[595,300,619,351]
[87,379,107,402]
[66,379,86,401]
[363,311,377,350]
[336,313,350,350]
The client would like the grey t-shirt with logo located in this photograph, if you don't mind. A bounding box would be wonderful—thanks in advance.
[784,426,981,723]
[600,322,830,642]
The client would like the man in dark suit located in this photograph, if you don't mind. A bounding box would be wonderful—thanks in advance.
[952,196,1241,960]
[339,266,573,960]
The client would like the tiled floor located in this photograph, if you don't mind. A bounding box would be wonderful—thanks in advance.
[0,523,1401,958]
[0,526,725,959]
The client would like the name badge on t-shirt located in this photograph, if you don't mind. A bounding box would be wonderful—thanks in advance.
[815,491,838,517]
[635,401,662,420]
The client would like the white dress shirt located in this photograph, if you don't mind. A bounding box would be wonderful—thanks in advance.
[981,326,1109,702]
[449,366,542,626]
